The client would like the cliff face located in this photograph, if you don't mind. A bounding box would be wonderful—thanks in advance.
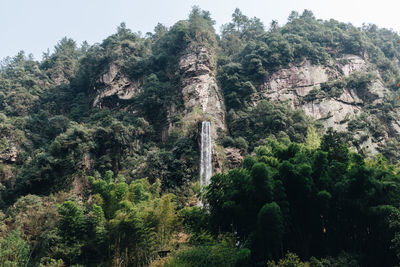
[88,46,398,158]
[0,135,18,163]
[0,131,18,187]
[176,46,227,172]
[92,63,142,108]
[258,54,398,154]
[260,56,365,112]
[178,46,227,139]
[90,46,227,140]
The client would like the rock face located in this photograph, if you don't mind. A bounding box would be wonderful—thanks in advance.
[336,55,368,76]
[260,55,365,127]
[178,47,227,139]
[175,46,227,174]
[90,46,227,145]
[49,72,68,85]
[260,61,332,108]
[92,64,142,107]
[0,135,18,163]
[301,98,361,131]
[225,147,243,169]
[258,55,395,152]
[0,126,19,184]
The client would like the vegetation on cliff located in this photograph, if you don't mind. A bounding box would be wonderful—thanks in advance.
[1,6,400,267]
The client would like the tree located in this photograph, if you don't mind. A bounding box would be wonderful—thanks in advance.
[188,6,217,47]
[232,8,249,32]
[267,252,307,267]
[250,162,273,205]
[270,20,279,32]
[154,194,179,248]
[56,201,85,262]
[287,11,299,22]
[305,126,321,150]
[253,202,284,262]
[0,230,31,266]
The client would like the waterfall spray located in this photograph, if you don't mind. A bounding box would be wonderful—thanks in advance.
[200,121,212,190]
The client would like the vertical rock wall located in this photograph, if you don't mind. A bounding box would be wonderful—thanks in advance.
[258,55,397,154]
[178,47,227,139]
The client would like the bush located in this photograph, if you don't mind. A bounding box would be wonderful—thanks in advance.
[0,230,31,266]
[165,243,242,267]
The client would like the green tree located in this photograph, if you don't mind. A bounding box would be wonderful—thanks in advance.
[0,230,31,266]
[305,126,320,150]
[253,202,284,262]
[56,201,85,262]
[267,252,307,267]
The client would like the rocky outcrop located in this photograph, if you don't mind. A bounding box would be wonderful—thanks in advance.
[369,80,390,104]
[0,125,19,184]
[0,135,18,163]
[260,55,368,105]
[258,54,396,152]
[302,98,361,131]
[49,72,68,85]
[178,47,227,139]
[260,56,371,129]
[336,55,369,76]
[259,61,334,108]
[172,46,227,174]
[225,147,243,169]
[92,64,142,107]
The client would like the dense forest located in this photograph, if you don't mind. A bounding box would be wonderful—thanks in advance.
[1,7,400,267]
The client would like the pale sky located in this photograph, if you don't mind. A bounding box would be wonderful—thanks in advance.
[1,0,399,60]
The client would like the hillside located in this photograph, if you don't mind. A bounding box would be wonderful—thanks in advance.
[1,7,400,267]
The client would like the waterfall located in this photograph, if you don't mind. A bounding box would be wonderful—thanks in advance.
[200,121,212,189]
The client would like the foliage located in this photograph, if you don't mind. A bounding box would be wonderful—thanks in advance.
[267,252,307,267]
[164,240,246,267]
[52,173,180,266]
[2,194,59,263]
[0,230,31,266]
[206,135,400,266]
[1,6,400,267]
[227,100,311,150]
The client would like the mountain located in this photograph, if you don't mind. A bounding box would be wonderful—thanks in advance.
[1,7,400,267]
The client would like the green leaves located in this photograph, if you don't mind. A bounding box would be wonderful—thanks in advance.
[56,201,86,263]
[57,201,85,245]
[251,163,273,204]
[1,7,400,267]
[87,172,179,266]
[206,135,400,265]
[226,100,311,150]
[164,242,241,267]
[0,230,31,266]
[254,202,284,260]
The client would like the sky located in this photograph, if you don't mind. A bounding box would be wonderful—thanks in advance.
[1,0,399,60]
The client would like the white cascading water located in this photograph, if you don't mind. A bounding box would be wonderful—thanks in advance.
[200,121,212,189]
